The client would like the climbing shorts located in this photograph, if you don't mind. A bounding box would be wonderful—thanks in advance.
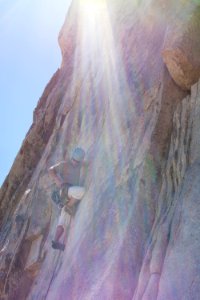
[68,186,85,200]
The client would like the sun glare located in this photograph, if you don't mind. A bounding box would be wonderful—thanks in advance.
[80,0,107,14]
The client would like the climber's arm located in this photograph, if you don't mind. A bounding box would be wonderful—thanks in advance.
[48,161,66,188]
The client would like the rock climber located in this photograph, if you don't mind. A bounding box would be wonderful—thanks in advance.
[49,147,86,251]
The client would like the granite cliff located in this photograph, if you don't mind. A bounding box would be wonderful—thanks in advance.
[0,0,200,299]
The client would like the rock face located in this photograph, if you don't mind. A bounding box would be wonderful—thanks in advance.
[162,6,200,90]
[0,0,200,299]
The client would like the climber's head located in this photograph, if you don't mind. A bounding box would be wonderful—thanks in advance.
[71,147,85,165]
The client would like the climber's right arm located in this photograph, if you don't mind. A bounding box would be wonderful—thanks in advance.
[48,162,65,188]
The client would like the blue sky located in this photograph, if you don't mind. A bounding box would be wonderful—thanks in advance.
[0,0,71,186]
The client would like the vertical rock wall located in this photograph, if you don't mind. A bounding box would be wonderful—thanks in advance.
[0,0,200,299]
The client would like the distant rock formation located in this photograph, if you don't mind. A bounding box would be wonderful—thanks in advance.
[0,0,200,299]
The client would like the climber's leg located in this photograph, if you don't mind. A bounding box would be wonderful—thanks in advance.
[52,208,69,251]
[67,186,85,203]
[65,186,86,216]
[54,225,64,242]
[52,225,65,251]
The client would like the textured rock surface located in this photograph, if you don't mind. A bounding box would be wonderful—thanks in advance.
[0,0,200,299]
[162,6,200,90]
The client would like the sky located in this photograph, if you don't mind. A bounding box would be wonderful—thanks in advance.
[0,0,72,186]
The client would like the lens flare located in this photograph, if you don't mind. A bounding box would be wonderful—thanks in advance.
[80,0,107,14]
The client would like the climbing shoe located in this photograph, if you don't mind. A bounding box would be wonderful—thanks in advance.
[51,241,65,251]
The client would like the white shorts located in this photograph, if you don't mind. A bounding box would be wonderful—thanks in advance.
[68,186,85,200]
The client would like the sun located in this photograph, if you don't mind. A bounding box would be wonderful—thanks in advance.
[80,0,107,15]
